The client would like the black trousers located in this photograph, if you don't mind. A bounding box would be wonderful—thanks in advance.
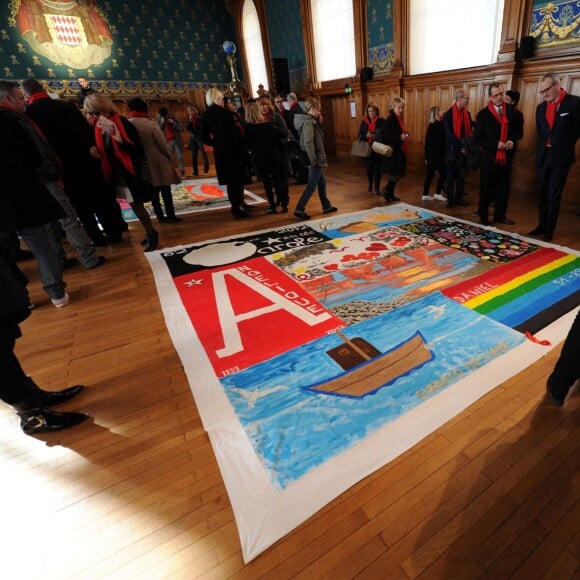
[423,161,446,196]
[548,311,580,402]
[445,161,465,203]
[537,150,571,236]
[151,185,177,220]
[478,162,510,222]
[226,183,245,216]
[0,331,42,408]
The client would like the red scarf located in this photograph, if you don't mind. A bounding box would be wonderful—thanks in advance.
[164,120,175,141]
[451,102,473,139]
[395,113,408,155]
[128,111,150,119]
[487,102,509,165]
[363,115,378,143]
[546,88,567,130]
[26,91,52,104]
[94,113,135,181]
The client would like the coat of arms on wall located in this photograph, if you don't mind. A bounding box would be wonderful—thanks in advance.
[11,0,113,69]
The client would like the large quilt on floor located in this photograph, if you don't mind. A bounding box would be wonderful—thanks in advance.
[146,205,580,562]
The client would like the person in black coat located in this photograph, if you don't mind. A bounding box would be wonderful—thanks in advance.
[376,97,410,202]
[473,83,517,226]
[245,102,289,214]
[442,89,473,208]
[83,93,159,251]
[546,310,580,406]
[421,106,447,202]
[202,88,252,219]
[0,81,70,307]
[21,78,124,246]
[358,103,384,195]
[0,81,88,434]
[529,73,580,242]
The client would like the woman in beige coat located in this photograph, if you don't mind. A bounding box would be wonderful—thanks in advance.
[127,98,182,222]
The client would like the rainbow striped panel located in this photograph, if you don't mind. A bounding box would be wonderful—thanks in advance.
[441,247,580,333]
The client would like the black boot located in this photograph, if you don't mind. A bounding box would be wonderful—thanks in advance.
[384,182,399,202]
[12,380,85,411]
[144,229,159,252]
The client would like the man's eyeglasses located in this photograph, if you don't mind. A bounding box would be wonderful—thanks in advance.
[539,83,555,95]
[491,91,504,98]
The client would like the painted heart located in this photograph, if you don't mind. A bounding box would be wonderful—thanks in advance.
[323,263,340,270]
[365,242,388,251]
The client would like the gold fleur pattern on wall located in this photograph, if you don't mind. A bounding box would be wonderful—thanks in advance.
[2,0,238,98]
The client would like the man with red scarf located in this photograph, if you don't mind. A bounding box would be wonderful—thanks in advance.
[442,89,473,208]
[530,73,580,242]
[473,82,516,226]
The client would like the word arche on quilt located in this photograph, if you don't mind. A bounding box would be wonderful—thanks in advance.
[147,204,579,562]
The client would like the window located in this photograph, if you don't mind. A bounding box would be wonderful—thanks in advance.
[311,0,356,82]
[409,0,505,75]
[242,0,269,97]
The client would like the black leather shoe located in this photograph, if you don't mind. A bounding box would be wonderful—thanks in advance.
[86,256,106,270]
[19,409,89,435]
[323,206,338,214]
[166,217,183,223]
[61,257,78,270]
[233,211,249,219]
[496,218,515,225]
[545,386,564,407]
[542,234,553,242]
[294,210,310,220]
[528,226,545,236]
[265,207,277,214]
[455,198,468,206]
[144,230,159,252]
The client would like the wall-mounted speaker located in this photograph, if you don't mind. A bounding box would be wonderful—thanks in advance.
[519,36,536,59]
[361,66,373,83]
[271,57,291,96]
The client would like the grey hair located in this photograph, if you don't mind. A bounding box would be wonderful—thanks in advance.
[0,80,19,102]
[540,72,559,84]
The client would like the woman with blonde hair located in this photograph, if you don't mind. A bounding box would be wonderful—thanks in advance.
[245,102,288,213]
[201,88,251,218]
[376,96,409,202]
[422,105,447,202]
[83,93,158,251]
[257,96,290,207]
[292,97,337,219]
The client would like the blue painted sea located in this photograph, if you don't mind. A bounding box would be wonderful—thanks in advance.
[220,291,525,489]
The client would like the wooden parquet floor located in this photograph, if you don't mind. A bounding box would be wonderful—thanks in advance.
[1,158,578,579]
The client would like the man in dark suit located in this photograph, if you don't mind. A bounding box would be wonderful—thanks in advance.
[474,82,517,226]
[530,73,580,242]
[442,89,473,208]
